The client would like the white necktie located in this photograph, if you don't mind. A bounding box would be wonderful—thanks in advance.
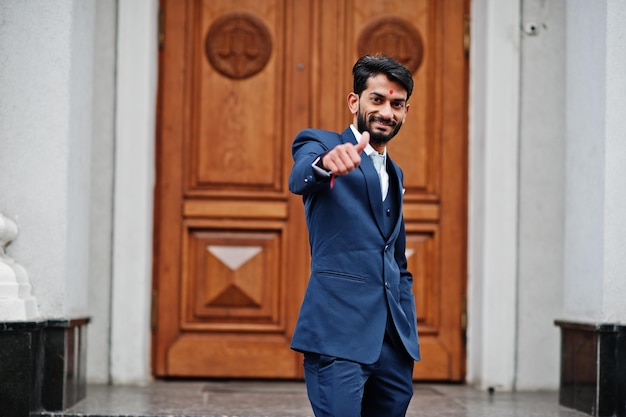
[370,153,388,200]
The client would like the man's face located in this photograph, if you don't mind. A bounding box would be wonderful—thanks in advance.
[348,74,410,147]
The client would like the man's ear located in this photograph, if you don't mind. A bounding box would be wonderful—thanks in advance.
[347,92,359,115]
[400,103,410,124]
[399,103,409,125]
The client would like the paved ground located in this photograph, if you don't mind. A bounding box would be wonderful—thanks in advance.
[39,380,590,417]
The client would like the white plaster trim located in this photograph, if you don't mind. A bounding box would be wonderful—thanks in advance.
[467,0,521,390]
[0,213,39,321]
[109,0,158,385]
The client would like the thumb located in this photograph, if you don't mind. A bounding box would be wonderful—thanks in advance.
[355,131,370,153]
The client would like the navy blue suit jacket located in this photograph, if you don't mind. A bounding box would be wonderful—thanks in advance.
[289,127,420,364]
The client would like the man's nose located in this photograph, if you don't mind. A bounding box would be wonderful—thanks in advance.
[379,102,394,119]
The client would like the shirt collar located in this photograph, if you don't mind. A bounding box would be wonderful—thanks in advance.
[350,124,386,158]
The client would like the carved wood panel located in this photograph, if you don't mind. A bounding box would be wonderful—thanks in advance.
[182,223,285,331]
[405,225,440,332]
[188,0,285,196]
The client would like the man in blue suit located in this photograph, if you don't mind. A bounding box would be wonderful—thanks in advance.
[289,55,420,417]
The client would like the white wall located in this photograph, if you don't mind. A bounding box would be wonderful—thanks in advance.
[516,0,566,390]
[0,0,95,318]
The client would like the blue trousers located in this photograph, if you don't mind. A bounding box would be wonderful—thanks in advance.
[303,336,414,417]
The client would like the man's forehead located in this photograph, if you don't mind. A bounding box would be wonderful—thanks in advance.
[365,74,408,97]
[366,87,408,101]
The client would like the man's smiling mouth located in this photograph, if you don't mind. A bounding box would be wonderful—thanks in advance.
[370,116,396,128]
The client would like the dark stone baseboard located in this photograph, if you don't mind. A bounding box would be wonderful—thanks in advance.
[0,318,89,416]
[555,320,626,417]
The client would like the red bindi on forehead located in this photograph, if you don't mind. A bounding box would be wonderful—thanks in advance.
[389,90,394,95]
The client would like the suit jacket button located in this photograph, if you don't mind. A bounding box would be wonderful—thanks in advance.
[386,209,391,216]
[385,282,390,288]
[384,245,389,251]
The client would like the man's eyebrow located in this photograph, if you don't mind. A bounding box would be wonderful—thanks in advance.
[368,91,407,102]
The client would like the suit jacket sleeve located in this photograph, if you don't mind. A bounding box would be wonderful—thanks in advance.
[288,129,337,195]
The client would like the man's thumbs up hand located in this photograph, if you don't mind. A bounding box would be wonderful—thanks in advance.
[321,131,369,176]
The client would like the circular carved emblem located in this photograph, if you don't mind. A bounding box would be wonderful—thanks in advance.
[357,16,424,73]
[205,12,272,79]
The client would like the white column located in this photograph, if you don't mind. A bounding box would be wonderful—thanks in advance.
[468,0,521,390]
[109,0,158,385]
[563,0,606,323]
[87,0,118,384]
[601,0,626,324]
[563,0,626,325]
[515,0,566,390]
[0,213,39,321]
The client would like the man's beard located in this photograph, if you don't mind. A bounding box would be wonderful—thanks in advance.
[356,109,403,146]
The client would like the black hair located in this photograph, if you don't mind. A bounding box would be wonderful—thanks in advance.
[352,55,414,100]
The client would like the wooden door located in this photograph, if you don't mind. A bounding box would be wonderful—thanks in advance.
[153,0,468,381]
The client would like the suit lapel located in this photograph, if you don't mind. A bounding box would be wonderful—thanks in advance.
[362,155,386,236]
[387,158,404,240]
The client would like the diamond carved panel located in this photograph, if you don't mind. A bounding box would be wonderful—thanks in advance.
[205,245,263,307]
[182,227,284,332]
[188,3,284,195]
